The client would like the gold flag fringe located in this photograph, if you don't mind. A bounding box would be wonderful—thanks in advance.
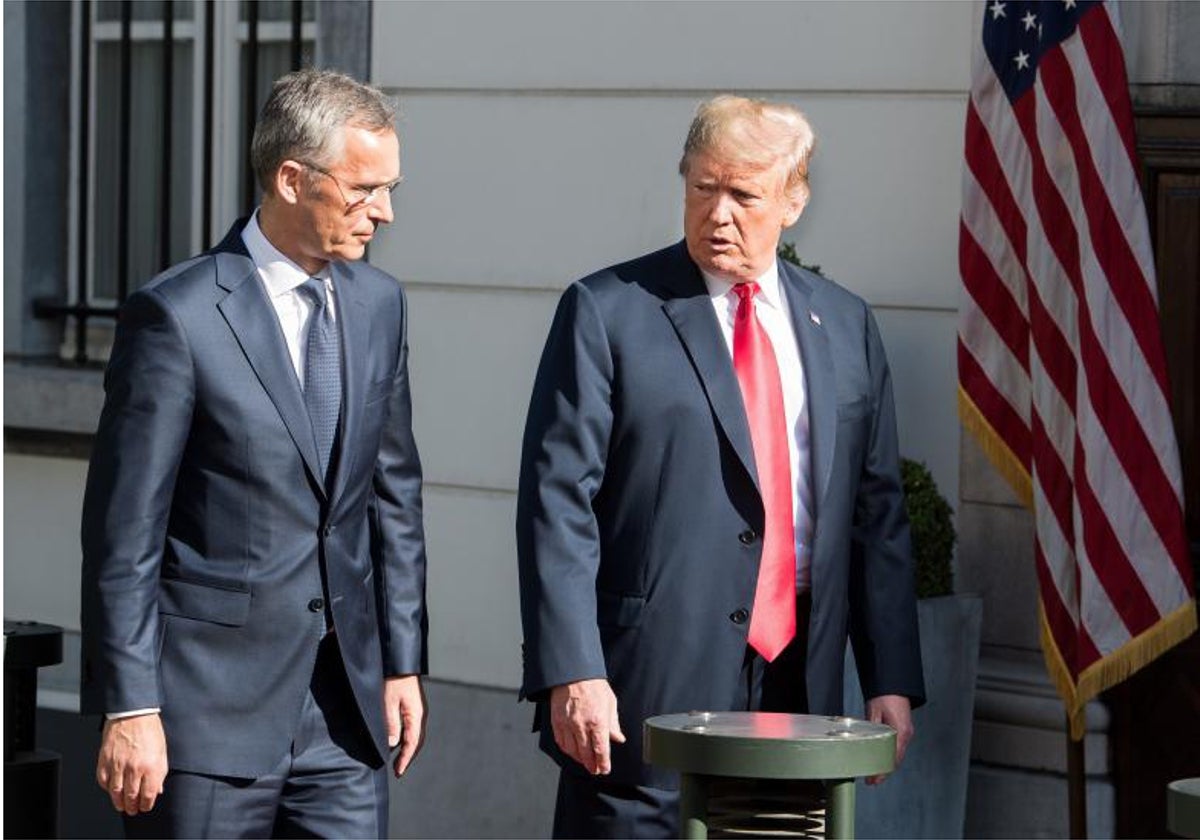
[1042,598,1198,740]
[961,388,1198,738]
[957,388,1033,509]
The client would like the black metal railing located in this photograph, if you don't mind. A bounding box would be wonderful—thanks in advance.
[34,0,310,365]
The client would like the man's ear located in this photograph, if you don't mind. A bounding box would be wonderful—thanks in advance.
[274,161,306,205]
[782,184,808,229]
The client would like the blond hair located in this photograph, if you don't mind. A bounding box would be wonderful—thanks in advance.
[679,95,816,203]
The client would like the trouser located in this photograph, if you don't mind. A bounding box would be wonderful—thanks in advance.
[124,633,388,839]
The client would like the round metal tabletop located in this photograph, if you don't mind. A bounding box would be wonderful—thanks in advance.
[644,711,896,781]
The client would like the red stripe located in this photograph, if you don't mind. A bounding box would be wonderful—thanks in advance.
[959,224,1029,369]
[1025,281,1077,415]
[1029,410,1076,555]
[1077,6,1139,176]
[1071,436,1161,635]
[1034,540,1079,677]
[1012,92,1192,585]
[958,339,1031,466]
[1038,45,1170,397]
[964,102,1028,266]
[1077,625,1102,672]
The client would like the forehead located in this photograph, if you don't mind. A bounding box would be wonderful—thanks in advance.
[686,148,786,189]
[335,126,400,175]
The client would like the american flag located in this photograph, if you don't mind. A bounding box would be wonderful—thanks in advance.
[957,0,1196,737]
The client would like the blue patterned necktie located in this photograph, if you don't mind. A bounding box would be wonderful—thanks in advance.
[298,278,341,485]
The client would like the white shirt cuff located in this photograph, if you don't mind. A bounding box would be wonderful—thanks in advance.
[105,708,160,720]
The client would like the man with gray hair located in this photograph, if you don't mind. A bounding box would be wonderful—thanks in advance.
[81,68,427,838]
[518,95,925,837]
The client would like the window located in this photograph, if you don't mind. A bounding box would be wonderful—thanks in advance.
[58,0,318,361]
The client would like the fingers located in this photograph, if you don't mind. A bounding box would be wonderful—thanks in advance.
[385,676,426,778]
[96,714,168,815]
[385,701,402,750]
[609,705,627,745]
[864,694,914,786]
[392,702,424,777]
[549,679,621,776]
[588,722,611,775]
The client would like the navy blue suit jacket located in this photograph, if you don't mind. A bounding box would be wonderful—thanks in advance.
[516,241,925,788]
[80,221,428,778]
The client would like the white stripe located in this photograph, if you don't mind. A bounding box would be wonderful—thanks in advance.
[960,164,1030,317]
[959,292,1030,425]
[1028,345,1075,478]
[1031,475,1079,627]
[1077,543,1135,655]
[1077,404,1190,615]
[1032,72,1185,504]
[1061,12,1158,299]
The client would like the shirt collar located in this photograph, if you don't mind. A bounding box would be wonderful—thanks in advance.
[701,260,784,311]
[240,209,329,298]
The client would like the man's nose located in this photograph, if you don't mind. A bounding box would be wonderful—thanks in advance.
[708,193,734,224]
[369,190,395,224]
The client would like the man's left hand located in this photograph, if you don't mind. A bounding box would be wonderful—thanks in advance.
[383,675,426,778]
[865,694,913,785]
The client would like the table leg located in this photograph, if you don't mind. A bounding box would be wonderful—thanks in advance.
[825,778,855,840]
[678,773,708,839]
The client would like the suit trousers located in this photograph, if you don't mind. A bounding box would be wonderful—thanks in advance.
[552,594,813,839]
[124,633,388,840]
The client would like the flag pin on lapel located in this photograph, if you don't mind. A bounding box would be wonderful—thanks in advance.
[810,311,821,327]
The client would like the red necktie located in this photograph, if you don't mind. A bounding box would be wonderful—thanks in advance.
[731,282,797,662]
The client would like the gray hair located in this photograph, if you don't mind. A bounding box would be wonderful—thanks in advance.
[679,95,817,203]
[251,68,397,191]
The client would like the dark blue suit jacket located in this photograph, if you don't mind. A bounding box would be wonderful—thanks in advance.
[517,241,925,788]
[80,221,428,778]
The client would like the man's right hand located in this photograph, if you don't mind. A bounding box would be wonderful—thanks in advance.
[549,678,626,775]
[96,713,169,816]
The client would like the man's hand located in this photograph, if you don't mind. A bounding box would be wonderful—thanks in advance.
[384,675,426,777]
[865,694,914,785]
[549,678,626,775]
[96,713,169,816]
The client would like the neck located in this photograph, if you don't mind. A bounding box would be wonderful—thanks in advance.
[257,202,328,276]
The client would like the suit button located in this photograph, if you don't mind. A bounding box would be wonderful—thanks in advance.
[323,525,334,537]
[738,530,757,545]
[308,598,325,613]
[730,608,749,624]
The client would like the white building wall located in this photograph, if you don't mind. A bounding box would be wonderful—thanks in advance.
[371,0,975,690]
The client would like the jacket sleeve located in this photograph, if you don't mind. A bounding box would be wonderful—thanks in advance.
[80,287,196,714]
[371,284,429,676]
[847,306,927,708]
[516,281,614,699]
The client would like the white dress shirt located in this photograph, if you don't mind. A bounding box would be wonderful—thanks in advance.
[241,210,336,385]
[703,262,814,591]
[107,213,335,719]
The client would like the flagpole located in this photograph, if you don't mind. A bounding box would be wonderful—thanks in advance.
[1067,717,1087,838]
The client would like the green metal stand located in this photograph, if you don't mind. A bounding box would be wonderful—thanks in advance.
[645,712,895,839]
[679,773,708,839]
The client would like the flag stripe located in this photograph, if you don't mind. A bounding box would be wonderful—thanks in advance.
[1017,85,1190,579]
[1038,46,1170,398]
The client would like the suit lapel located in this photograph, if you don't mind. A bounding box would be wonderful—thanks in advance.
[781,263,835,515]
[660,249,759,491]
[328,262,368,504]
[212,230,326,497]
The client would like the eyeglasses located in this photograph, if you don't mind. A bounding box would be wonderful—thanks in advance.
[301,163,403,211]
